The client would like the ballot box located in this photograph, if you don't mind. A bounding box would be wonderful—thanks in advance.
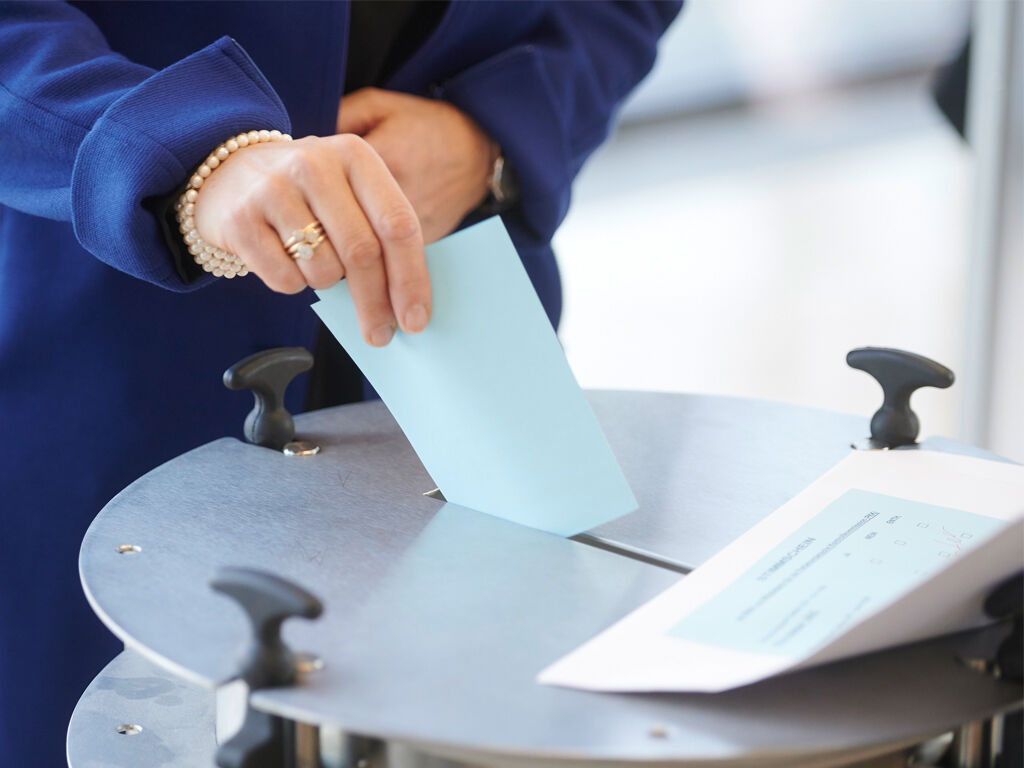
[67,371,1022,768]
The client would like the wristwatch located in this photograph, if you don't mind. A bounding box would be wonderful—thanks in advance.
[481,152,519,214]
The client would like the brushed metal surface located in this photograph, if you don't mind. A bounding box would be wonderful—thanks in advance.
[584,393,863,568]
[78,392,1022,766]
[66,649,216,768]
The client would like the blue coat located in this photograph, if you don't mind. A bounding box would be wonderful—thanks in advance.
[0,1,680,762]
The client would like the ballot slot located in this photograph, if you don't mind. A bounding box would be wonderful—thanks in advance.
[571,532,692,575]
[419,481,689,576]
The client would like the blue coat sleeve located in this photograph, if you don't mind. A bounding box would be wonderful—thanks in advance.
[0,2,290,289]
[437,1,682,249]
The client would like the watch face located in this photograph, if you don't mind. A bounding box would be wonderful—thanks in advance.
[489,156,519,209]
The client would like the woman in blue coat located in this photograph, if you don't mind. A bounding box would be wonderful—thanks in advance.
[0,2,680,763]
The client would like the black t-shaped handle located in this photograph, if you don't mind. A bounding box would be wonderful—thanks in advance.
[847,347,954,447]
[211,566,323,690]
[223,347,313,450]
[212,567,322,768]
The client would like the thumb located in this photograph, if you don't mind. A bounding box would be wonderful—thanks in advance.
[336,87,390,136]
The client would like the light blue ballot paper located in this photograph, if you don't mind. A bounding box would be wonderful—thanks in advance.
[311,218,636,536]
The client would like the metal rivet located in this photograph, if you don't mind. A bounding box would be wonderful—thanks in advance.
[295,652,325,676]
[283,441,321,457]
[115,724,143,735]
[648,725,669,739]
[116,545,141,555]
[851,438,891,452]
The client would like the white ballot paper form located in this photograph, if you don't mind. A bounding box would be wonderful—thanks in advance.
[311,218,636,537]
[540,449,1024,692]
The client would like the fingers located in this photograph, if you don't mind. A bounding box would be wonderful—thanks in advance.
[336,87,391,135]
[306,134,431,345]
[220,203,307,295]
[312,174,396,347]
[338,135,431,333]
[204,133,430,347]
[262,190,345,291]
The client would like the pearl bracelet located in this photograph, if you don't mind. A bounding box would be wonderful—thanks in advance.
[174,129,292,279]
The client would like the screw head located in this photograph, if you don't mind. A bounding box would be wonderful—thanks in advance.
[283,441,321,457]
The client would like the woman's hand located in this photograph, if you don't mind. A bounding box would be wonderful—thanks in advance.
[193,134,430,347]
[337,88,497,244]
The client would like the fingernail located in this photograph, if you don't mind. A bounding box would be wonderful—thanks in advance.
[370,322,395,347]
[404,303,429,333]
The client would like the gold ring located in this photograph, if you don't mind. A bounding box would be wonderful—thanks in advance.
[282,220,324,255]
[288,233,327,261]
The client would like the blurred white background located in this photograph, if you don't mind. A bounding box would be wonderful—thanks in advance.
[554,0,1023,461]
